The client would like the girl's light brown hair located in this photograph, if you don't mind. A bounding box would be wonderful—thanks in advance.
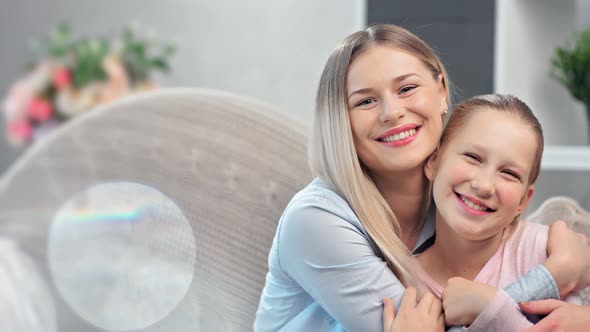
[309,24,451,286]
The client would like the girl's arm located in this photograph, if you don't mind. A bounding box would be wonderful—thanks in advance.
[441,279,582,332]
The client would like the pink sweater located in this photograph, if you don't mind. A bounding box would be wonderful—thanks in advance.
[416,221,580,332]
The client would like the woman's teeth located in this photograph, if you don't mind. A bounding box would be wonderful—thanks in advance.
[381,129,417,142]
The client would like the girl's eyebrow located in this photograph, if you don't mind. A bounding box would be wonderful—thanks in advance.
[347,73,421,100]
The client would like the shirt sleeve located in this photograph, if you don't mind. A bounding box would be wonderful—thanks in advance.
[276,196,406,332]
[462,289,532,332]
[503,265,560,303]
[462,289,582,332]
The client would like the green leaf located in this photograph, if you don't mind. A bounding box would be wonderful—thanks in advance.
[551,28,590,104]
[151,58,169,71]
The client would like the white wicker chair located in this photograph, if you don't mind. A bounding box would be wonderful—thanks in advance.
[527,196,590,305]
[0,88,310,331]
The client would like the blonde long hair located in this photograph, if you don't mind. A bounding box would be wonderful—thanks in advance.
[309,25,450,286]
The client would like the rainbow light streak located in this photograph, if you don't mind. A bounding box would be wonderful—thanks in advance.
[54,208,140,225]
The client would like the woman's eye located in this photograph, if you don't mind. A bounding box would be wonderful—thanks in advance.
[399,85,417,94]
[356,98,376,107]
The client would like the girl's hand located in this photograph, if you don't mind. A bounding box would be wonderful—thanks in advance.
[520,299,590,332]
[441,277,497,326]
[383,287,444,332]
[544,220,590,296]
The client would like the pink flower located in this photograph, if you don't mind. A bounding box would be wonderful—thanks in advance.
[8,120,32,145]
[28,98,53,122]
[3,80,34,122]
[52,67,71,89]
[27,62,52,93]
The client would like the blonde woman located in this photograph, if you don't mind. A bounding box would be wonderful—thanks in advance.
[255,25,590,332]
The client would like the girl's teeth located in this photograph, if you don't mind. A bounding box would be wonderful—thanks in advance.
[460,196,487,211]
[382,129,416,142]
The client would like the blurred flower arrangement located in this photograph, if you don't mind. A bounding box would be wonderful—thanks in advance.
[2,22,176,146]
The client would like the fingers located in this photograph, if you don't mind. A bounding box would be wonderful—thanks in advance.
[437,313,445,330]
[400,286,417,310]
[382,298,395,331]
[431,296,443,316]
[519,299,564,315]
[551,220,567,230]
[522,315,554,332]
[417,291,435,313]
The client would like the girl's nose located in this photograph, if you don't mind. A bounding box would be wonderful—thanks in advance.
[470,175,495,197]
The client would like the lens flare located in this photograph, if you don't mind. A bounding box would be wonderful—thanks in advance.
[48,182,195,331]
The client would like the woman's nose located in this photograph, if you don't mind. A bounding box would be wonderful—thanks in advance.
[379,96,405,123]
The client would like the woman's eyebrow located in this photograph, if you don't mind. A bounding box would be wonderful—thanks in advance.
[347,73,421,100]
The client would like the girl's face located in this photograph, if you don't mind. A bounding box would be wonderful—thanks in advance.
[347,45,447,175]
[425,109,537,241]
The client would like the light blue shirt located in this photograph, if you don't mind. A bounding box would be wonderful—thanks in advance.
[255,178,558,332]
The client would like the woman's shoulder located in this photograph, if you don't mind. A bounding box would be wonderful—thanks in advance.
[274,178,383,274]
[277,178,368,242]
[285,177,357,222]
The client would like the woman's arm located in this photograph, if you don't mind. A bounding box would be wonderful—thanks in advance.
[542,221,590,297]
[504,221,590,303]
[277,198,408,331]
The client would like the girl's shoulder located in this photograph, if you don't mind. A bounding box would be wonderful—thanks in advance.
[506,221,549,265]
[520,221,549,241]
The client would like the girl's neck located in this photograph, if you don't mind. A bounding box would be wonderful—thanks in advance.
[371,166,427,249]
[419,211,504,286]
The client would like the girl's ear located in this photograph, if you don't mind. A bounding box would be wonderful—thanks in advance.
[517,184,536,214]
[424,150,439,181]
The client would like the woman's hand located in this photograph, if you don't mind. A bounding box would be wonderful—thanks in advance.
[441,277,497,326]
[544,220,590,297]
[382,287,444,332]
[520,299,590,332]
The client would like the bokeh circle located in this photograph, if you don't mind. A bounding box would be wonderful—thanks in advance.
[48,182,196,331]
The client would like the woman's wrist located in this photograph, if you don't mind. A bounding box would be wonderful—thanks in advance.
[543,255,577,298]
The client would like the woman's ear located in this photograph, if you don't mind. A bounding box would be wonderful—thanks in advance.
[438,73,448,110]
[424,150,439,181]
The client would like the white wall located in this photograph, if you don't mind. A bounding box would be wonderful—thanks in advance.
[496,0,590,211]
[0,0,365,172]
[495,0,588,145]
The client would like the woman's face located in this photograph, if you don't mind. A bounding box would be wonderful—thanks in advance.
[347,45,447,176]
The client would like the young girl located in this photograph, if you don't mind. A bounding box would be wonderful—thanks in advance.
[384,94,582,331]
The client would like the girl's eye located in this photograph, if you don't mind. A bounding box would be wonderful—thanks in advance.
[399,85,417,94]
[356,98,376,107]
[502,170,521,181]
[464,153,481,162]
